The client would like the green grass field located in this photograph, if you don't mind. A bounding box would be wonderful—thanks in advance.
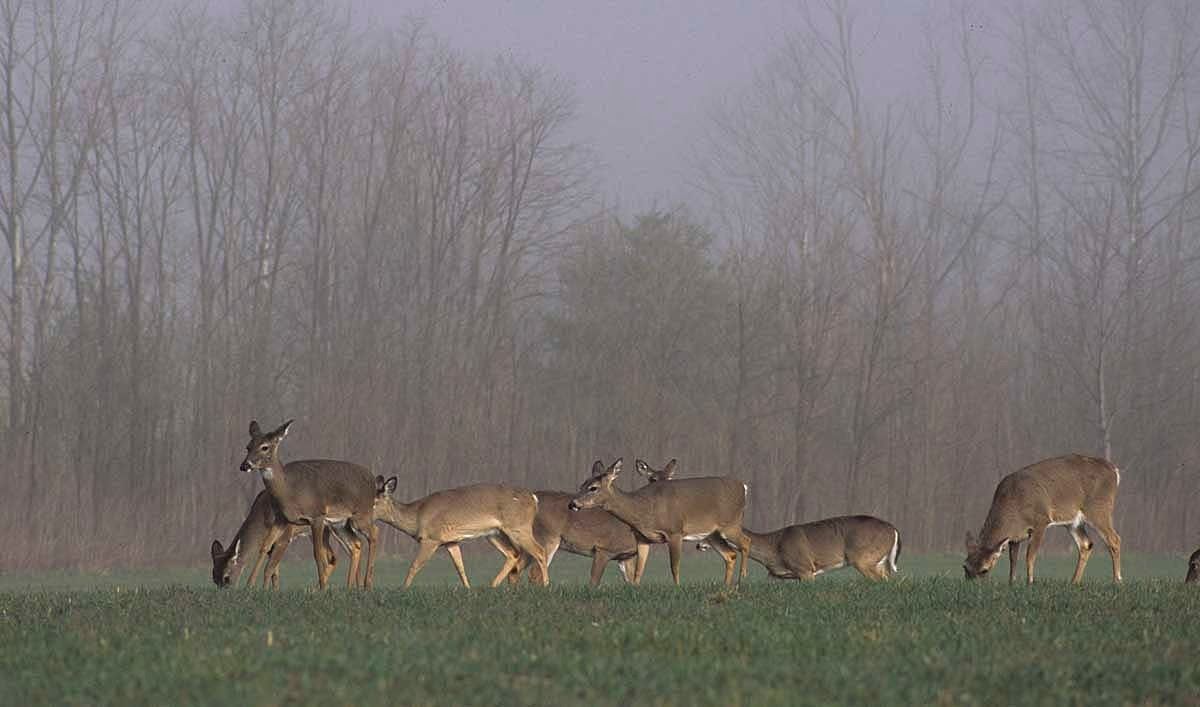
[2,552,1198,706]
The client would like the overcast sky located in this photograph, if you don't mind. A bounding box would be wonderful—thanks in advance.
[348,1,932,214]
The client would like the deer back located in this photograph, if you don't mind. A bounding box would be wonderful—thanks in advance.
[982,455,1119,540]
[275,459,377,521]
[778,515,897,569]
[536,491,639,556]
[627,476,747,535]
[413,483,539,533]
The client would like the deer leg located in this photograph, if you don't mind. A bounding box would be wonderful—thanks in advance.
[1090,517,1122,583]
[310,518,331,589]
[403,539,440,589]
[1068,524,1094,584]
[532,538,560,586]
[666,534,683,586]
[617,558,636,584]
[589,549,611,587]
[1025,528,1045,585]
[490,541,522,588]
[443,543,471,588]
[1007,541,1021,584]
[717,526,751,584]
[247,525,284,589]
[634,542,650,584]
[262,526,295,590]
[360,520,379,589]
[503,527,548,587]
[329,523,362,588]
[707,535,738,586]
[487,536,522,586]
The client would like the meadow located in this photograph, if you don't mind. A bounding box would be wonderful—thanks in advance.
[2,552,1198,706]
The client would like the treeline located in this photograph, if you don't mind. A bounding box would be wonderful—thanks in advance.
[3,0,1200,569]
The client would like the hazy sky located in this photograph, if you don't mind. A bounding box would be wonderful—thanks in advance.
[349,1,932,213]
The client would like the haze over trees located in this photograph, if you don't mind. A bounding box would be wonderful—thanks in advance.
[3,0,1200,569]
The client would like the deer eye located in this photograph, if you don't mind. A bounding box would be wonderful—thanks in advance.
[260,444,269,451]
[588,485,598,491]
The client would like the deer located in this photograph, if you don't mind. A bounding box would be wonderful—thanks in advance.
[964,454,1122,584]
[1186,548,1200,584]
[697,516,901,581]
[568,458,751,586]
[506,459,675,586]
[238,419,380,589]
[374,476,549,588]
[211,490,362,589]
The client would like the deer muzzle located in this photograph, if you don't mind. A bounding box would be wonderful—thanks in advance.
[568,500,581,511]
[239,461,252,472]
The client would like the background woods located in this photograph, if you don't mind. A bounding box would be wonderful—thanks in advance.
[3,0,1200,569]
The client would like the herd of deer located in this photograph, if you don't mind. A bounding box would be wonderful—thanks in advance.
[212,419,1159,590]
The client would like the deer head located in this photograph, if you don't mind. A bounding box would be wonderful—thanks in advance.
[210,538,242,588]
[636,458,677,484]
[962,531,1005,579]
[239,419,293,477]
[1187,548,1200,584]
[569,459,622,511]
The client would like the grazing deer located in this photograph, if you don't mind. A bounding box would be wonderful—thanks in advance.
[238,419,380,589]
[698,516,901,581]
[1186,548,1200,584]
[374,476,549,588]
[569,458,751,586]
[508,460,661,586]
[964,454,1122,584]
[211,490,362,589]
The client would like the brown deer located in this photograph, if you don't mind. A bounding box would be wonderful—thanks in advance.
[211,490,362,589]
[1186,548,1200,584]
[568,458,751,586]
[238,419,380,589]
[507,459,673,586]
[964,454,1122,584]
[698,516,901,580]
[374,476,549,588]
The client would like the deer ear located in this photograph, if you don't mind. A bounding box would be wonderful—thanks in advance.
[249,420,262,438]
[273,419,294,439]
[663,459,677,477]
[591,459,604,476]
[607,458,622,478]
[231,538,241,563]
[383,476,398,496]
[635,459,649,474]
[211,540,224,558]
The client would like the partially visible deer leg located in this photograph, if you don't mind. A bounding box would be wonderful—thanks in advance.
[444,542,470,588]
[403,539,440,589]
[589,550,611,587]
[310,518,332,589]
[1007,541,1021,584]
[1024,527,1046,585]
[666,534,684,586]
[1068,524,1094,584]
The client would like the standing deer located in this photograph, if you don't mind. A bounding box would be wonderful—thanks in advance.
[374,476,549,588]
[507,460,672,586]
[211,490,362,589]
[964,454,1122,584]
[238,419,380,589]
[698,516,901,581]
[568,458,751,586]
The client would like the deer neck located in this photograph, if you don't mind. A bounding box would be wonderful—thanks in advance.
[979,505,1025,550]
[742,528,780,565]
[599,486,660,536]
[259,458,287,488]
[377,499,421,538]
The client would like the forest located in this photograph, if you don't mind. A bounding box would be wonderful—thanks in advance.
[3,0,1200,569]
